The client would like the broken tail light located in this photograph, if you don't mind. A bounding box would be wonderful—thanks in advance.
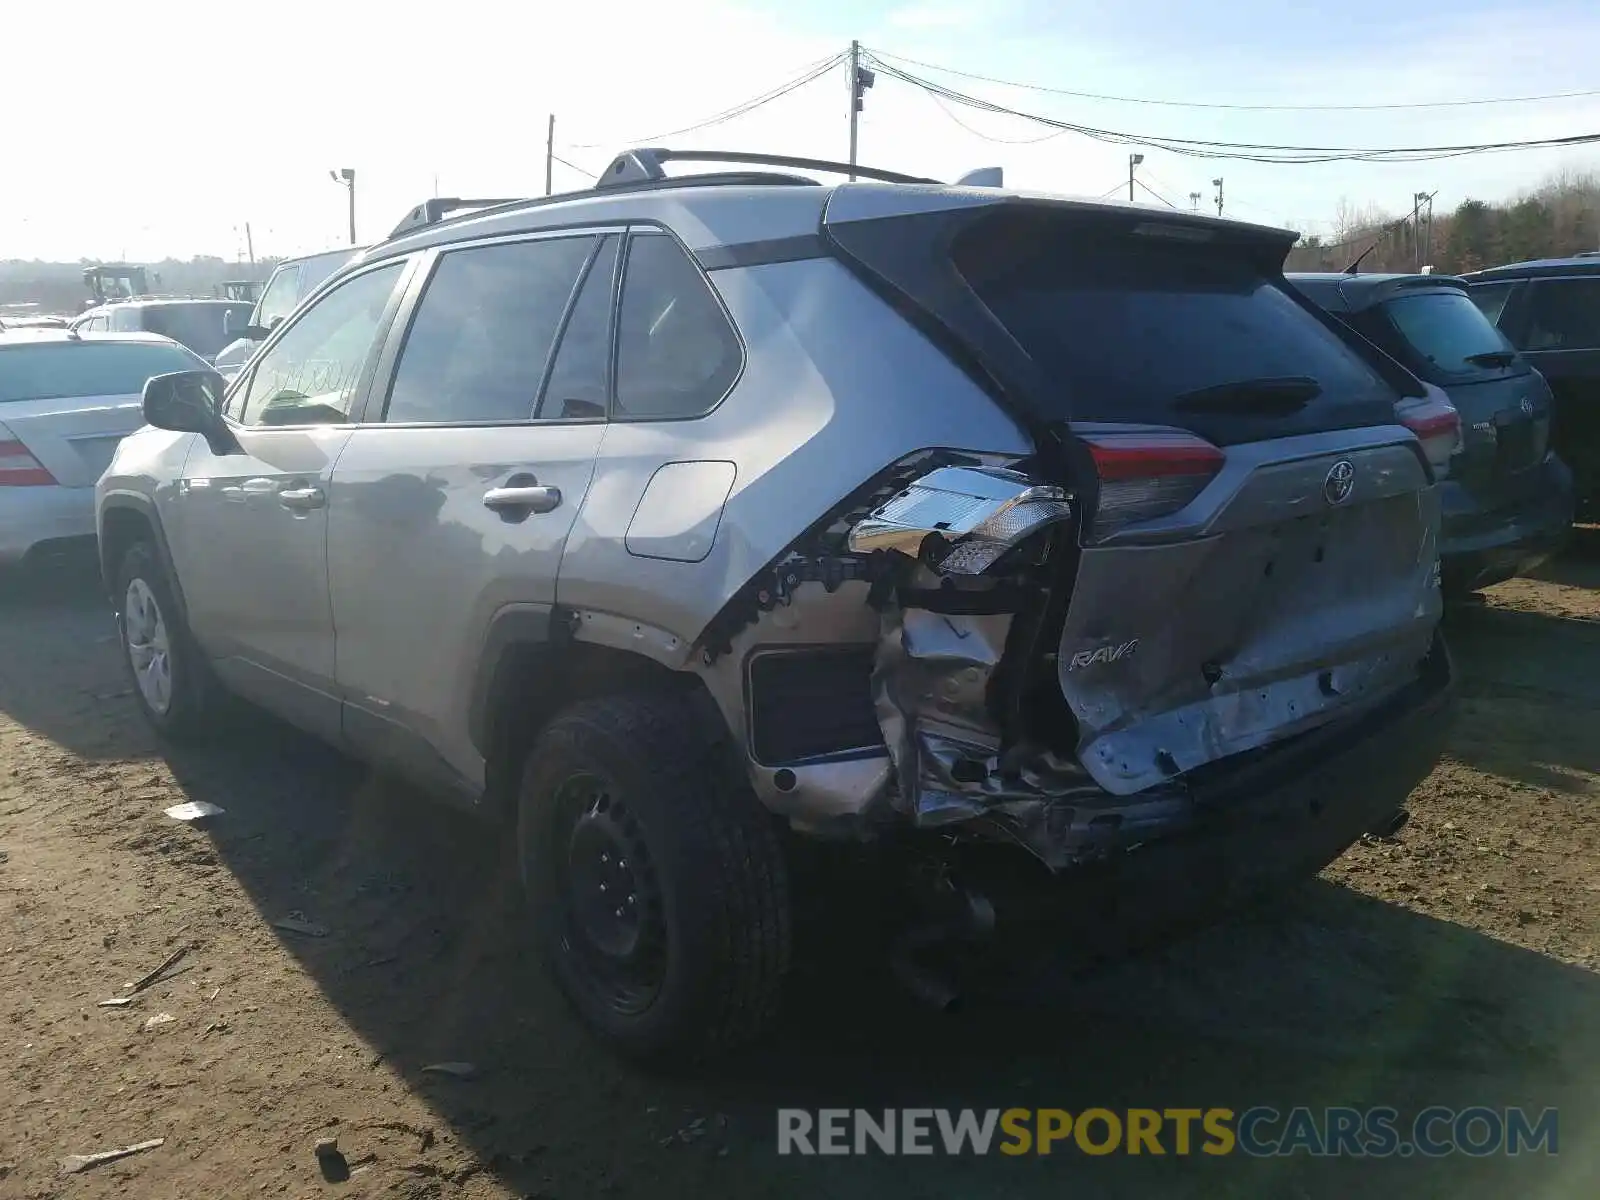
[0,439,55,486]
[1395,386,1462,479]
[847,464,1072,575]
[1078,427,1225,540]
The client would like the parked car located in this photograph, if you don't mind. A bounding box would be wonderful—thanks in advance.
[98,151,1456,1060]
[73,299,254,365]
[211,247,361,381]
[0,314,70,332]
[1289,272,1573,594]
[1461,255,1600,518]
[2,330,208,565]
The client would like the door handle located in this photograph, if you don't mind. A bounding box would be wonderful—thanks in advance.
[483,484,562,515]
[279,486,326,511]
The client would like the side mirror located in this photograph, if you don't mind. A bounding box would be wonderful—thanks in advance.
[241,323,274,341]
[143,370,238,454]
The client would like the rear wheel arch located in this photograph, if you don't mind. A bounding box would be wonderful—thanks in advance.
[474,620,728,819]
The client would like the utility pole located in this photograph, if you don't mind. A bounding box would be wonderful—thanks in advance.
[244,222,255,265]
[546,114,555,196]
[1189,191,1202,212]
[1128,153,1144,202]
[848,40,874,180]
[1412,190,1435,270]
[1212,177,1224,217]
[330,169,356,245]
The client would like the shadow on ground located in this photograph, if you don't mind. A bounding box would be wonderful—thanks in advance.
[5,547,1598,1198]
[142,720,1600,1198]
[1444,558,1600,791]
[0,550,134,762]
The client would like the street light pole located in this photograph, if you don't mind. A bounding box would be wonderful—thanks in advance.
[1212,177,1224,217]
[1128,153,1144,202]
[330,169,357,245]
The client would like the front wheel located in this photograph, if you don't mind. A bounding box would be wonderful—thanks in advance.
[114,541,222,739]
[518,693,791,1063]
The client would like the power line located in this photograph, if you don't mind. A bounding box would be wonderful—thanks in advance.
[865,56,1600,164]
[1134,178,1178,209]
[570,52,846,148]
[550,152,598,180]
[924,89,1070,145]
[866,45,1600,112]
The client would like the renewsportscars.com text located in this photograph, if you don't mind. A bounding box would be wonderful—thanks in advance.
[776,1106,1559,1158]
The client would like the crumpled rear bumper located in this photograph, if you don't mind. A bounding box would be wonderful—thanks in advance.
[963,631,1456,948]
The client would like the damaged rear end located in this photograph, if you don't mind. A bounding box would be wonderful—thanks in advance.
[711,188,1454,872]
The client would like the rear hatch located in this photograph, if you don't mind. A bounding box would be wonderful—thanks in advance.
[0,339,202,486]
[1340,281,1550,510]
[825,191,1443,795]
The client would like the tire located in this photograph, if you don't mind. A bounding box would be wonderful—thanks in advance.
[518,693,791,1063]
[114,541,223,739]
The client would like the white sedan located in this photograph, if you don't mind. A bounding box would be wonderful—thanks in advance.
[1,329,209,565]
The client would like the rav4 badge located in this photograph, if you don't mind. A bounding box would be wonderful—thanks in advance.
[1066,638,1140,671]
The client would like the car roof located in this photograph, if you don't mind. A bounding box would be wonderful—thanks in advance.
[0,329,184,350]
[1461,254,1600,281]
[1286,271,1469,313]
[275,246,362,273]
[354,178,1292,278]
[92,298,248,309]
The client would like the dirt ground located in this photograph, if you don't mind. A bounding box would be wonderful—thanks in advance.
[1,542,1597,1199]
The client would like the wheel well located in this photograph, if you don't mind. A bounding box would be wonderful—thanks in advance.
[98,506,155,599]
[481,640,726,818]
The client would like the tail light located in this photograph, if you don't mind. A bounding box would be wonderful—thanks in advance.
[1395,387,1461,479]
[1078,428,1225,540]
[0,439,55,486]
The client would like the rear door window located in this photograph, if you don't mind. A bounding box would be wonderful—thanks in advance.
[613,232,742,420]
[538,236,618,421]
[1523,278,1600,351]
[382,235,593,424]
[955,219,1396,432]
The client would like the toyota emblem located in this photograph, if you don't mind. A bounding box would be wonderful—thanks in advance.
[1323,459,1355,506]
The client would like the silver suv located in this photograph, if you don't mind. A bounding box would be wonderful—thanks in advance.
[96,150,1457,1060]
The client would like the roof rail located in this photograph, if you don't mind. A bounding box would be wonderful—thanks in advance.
[388,196,526,240]
[597,148,939,188]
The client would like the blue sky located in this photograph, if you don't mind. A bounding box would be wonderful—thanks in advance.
[4,0,1598,260]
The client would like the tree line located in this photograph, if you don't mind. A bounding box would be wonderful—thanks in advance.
[1285,168,1599,275]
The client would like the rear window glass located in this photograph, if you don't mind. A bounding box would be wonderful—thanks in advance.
[143,303,253,359]
[0,341,203,403]
[1381,290,1515,379]
[956,223,1395,425]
